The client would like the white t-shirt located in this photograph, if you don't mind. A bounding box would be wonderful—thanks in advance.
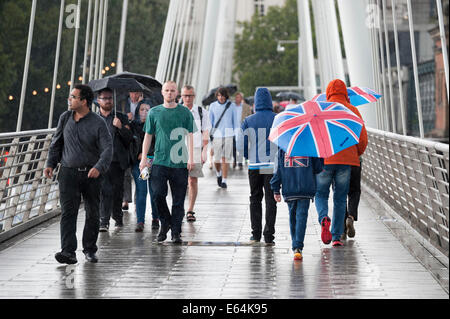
[187,105,212,149]
[129,100,139,120]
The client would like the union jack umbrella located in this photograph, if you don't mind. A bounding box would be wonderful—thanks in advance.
[311,86,382,106]
[269,101,364,158]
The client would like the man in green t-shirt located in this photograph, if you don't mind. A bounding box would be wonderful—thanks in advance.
[140,81,196,244]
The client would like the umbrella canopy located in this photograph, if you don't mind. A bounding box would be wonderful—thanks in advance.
[88,77,152,94]
[106,71,162,89]
[202,84,238,106]
[275,91,305,102]
[104,72,163,107]
[244,96,254,105]
[269,101,364,158]
[311,86,382,106]
[88,77,153,116]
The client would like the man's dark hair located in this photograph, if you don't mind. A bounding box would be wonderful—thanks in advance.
[97,87,113,96]
[215,87,229,100]
[74,84,94,106]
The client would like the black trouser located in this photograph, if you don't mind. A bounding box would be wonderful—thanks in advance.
[151,165,188,235]
[248,170,277,241]
[100,161,125,227]
[122,167,132,203]
[344,164,362,232]
[58,166,102,255]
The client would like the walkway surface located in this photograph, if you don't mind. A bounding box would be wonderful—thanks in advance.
[0,166,447,299]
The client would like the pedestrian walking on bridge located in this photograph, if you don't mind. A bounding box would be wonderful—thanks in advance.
[130,100,159,232]
[139,81,196,244]
[237,87,278,245]
[209,87,238,189]
[97,88,133,232]
[181,85,211,223]
[44,84,113,264]
[315,79,368,247]
[271,150,323,261]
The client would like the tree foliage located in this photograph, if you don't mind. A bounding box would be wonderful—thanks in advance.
[233,0,300,97]
[0,0,168,133]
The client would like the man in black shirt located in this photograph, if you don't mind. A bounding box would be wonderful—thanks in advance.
[44,84,113,264]
[97,88,133,232]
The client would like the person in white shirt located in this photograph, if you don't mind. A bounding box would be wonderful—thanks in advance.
[181,85,211,222]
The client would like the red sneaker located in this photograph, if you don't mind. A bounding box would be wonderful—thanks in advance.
[332,240,344,247]
[321,216,332,244]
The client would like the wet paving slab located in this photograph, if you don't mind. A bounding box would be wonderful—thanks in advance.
[0,166,448,299]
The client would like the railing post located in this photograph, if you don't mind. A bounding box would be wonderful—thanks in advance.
[3,138,21,231]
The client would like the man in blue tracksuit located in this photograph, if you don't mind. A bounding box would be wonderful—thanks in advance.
[237,87,278,244]
[270,150,323,260]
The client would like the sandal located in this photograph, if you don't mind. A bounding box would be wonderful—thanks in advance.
[186,211,196,222]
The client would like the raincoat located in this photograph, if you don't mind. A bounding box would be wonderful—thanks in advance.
[324,79,368,166]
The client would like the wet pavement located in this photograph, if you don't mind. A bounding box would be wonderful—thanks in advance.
[0,166,447,299]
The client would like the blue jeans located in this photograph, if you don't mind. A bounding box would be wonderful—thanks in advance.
[131,162,158,224]
[315,164,351,241]
[150,165,188,235]
[287,199,310,251]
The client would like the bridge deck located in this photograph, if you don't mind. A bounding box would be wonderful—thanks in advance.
[0,167,447,299]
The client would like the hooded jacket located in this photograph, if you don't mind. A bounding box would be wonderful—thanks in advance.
[236,88,277,171]
[324,79,368,166]
[270,149,324,201]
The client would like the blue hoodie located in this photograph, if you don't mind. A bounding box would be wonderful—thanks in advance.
[270,149,324,202]
[236,88,277,171]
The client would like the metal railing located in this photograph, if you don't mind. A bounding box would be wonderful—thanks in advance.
[362,127,449,256]
[0,129,60,242]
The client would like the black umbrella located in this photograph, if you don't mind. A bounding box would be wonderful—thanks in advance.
[88,77,152,115]
[275,91,305,102]
[244,96,254,105]
[105,72,163,107]
[106,71,162,89]
[202,84,238,106]
[88,77,151,93]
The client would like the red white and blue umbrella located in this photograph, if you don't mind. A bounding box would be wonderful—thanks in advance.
[311,86,381,106]
[269,101,364,158]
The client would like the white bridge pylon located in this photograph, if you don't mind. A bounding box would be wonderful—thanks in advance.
[155,0,379,129]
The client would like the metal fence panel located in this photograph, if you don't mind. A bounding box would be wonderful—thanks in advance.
[362,127,449,255]
[0,129,60,241]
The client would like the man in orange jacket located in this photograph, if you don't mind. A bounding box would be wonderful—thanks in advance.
[315,79,368,247]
